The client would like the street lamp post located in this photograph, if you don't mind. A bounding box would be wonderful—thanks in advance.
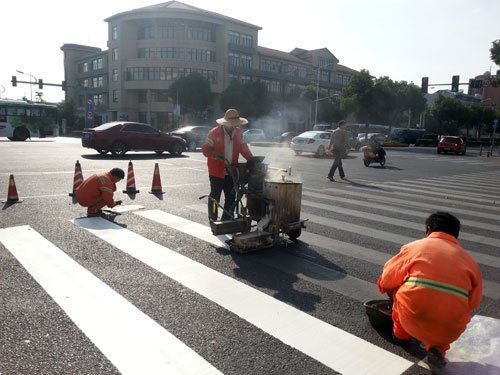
[16,70,37,102]
[314,63,334,126]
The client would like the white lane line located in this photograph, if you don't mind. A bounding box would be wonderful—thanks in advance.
[105,204,144,213]
[401,179,500,194]
[321,187,500,220]
[0,225,221,375]
[74,216,412,375]
[428,176,500,188]
[366,183,500,208]
[303,191,500,233]
[381,182,498,201]
[301,199,500,249]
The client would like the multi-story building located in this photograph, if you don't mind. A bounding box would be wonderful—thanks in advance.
[467,71,500,110]
[61,1,358,130]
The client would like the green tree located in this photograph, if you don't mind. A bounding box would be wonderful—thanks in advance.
[341,69,375,124]
[167,73,212,115]
[58,98,77,130]
[490,39,500,66]
[429,95,466,135]
[220,79,272,118]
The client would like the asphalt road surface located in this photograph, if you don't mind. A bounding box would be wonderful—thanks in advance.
[1,137,500,375]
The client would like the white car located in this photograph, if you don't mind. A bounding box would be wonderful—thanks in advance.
[290,131,332,157]
[357,133,387,143]
[243,129,266,142]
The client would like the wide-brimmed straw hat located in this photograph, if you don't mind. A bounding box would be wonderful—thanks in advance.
[216,109,248,126]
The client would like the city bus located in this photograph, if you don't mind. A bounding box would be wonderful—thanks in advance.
[388,127,426,144]
[0,99,58,141]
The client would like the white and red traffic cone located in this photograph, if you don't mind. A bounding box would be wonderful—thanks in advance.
[69,160,84,197]
[2,174,23,204]
[123,160,139,194]
[149,163,164,194]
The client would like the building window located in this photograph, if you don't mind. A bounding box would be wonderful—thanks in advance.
[78,62,89,73]
[158,23,184,39]
[229,31,252,47]
[343,75,350,85]
[318,57,335,68]
[92,58,103,70]
[138,47,184,60]
[112,25,118,40]
[79,79,89,88]
[112,48,119,61]
[93,94,106,106]
[260,59,271,72]
[228,52,252,68]
[320,70,329,82]
[185,69,217,84]
[138,26,154,39]
[187,48,215,62]
[138,90,148,103]
[260,79,281,93]
[112,69,118,82]
[188,25,213,41]
[113,90,118,103]
[151,90,169,102]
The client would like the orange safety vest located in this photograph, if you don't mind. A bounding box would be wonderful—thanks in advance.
[76,172,117,208]
[201,125,252,179]
[378,232,482,346]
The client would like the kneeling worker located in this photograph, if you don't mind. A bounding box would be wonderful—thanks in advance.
[377,212,482,369]
[76,168,125,217]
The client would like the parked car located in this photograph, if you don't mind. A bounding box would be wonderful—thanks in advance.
[274,132,299,144]
[243,129,266,142]
[170,125,212,151]
[437,136,466,155]
[81,121,187,156]
[357,133,387,144]
[290,131,332,157]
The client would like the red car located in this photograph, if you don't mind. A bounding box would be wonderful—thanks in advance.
[82,122,187,156]
[437,136,466,155]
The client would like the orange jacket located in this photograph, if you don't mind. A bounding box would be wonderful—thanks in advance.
[201,125,252,179]
[378,232,482,346]
[76,172,117,208]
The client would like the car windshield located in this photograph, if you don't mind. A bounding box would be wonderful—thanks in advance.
[92,123,119,131]
[441,137,459,142]
[298,131,321,138]
[172,126,195,133]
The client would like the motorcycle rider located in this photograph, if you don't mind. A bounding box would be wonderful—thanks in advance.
[369,135,385,161]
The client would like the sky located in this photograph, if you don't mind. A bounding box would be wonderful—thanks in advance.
[1,0,499,103]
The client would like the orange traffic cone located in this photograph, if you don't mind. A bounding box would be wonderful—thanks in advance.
[123,160,139,194]
[149,163,164,194]
[2,175,23,204]
[69,160,84,197]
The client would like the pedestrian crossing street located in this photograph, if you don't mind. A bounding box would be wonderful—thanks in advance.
[1,170,500,374]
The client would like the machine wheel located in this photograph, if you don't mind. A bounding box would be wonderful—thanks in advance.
[96,149,109,155]
[462,150,466,155]
[294,150,302,155]
[315,146,326,157]
[13,127,30,141]
[437,150,441,154]
[169,142,184,156]
[155,150,164,155]
[288,228,302,240]
[188,141,197,151]
[379,157,386,166]
[111,141,127,156]
[363,159,370,167]
[7,137,15,141]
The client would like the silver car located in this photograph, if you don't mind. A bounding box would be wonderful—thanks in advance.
[290,131,332,157]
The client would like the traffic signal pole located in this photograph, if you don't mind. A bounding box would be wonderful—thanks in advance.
[11,76,72,90]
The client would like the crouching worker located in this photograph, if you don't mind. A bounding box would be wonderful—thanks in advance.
[377,212,482,369]
[76,168,125,217]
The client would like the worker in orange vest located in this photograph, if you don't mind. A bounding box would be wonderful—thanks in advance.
[76,168,125,217]
[202,109,253,221]
[378,212,482,369]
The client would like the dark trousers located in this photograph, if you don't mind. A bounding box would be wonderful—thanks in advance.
[208,174,236,221]
[328,152,345,178]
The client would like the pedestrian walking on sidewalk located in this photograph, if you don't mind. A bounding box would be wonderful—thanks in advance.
[76,168,125,217]
[377,212,482,369]
[327,120,350,181]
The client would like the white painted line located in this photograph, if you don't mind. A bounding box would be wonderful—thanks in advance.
[73,216,413,375]
[0,225,222,375]
[106,204,144,213]
[402,179,500,194]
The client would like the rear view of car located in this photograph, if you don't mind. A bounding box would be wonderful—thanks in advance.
[243,129,266,142]
[170,125,212,151]
[290,131,331,157]
[437,136,466,155]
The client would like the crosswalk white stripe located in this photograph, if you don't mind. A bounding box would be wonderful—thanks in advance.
[381,181,499,201]
[0,225,222,375]
[302,191,500,233]
[400,179,500,194]
[428,176,500,188]
[366,183,500,208]
[319,187,500,220]
[184,203,500,300]
[74,216,413,375]
[301,199,500,249]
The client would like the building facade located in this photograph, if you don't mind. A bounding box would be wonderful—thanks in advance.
[467,71,500,110]
[61,1,358,130]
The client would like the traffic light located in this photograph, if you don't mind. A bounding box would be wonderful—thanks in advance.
[11,76,17,87]
[38,79,43,89]
[451,75,459,92]
[421,77,429,94]
[62,81,67,91]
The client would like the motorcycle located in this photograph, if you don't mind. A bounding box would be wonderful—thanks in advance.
[360,145,386,167]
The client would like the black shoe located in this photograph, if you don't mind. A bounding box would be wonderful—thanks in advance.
[391,332,409,345]
[327,176,334,181]
[427,347,446,369]
[341,176,347,180]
